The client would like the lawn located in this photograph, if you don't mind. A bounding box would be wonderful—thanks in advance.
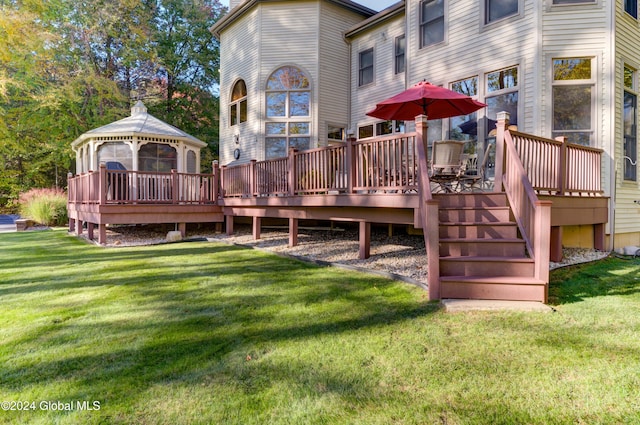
[0,229,639,425]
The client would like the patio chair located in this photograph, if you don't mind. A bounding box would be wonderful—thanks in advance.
[429,140,466,192]
[458,143,494,191]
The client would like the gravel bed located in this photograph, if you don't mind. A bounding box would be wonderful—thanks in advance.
[88,224,610,286]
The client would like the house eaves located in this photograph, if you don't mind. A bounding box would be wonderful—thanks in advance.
[210,0,377,38]
[344,0,405,39]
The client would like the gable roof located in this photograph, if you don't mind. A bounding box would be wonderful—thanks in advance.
[210,0,377,38]
[72,101,206,148]
[344,1,405,39]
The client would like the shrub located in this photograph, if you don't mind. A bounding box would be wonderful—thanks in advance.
[18,188,68,226]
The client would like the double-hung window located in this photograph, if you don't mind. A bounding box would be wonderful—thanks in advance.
[626,0,638,18]
[552,57,595,146]
[359,48,374,86]
[395,35,405,74]
[420,0,444,48]
[553,0,596,4]
[624,66,637,181]
[485,0,518,24]
[485,66,519,131]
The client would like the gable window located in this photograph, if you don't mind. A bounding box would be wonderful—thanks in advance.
[552,57,594,146]
[625,0,638,18]
[230,80,247,126]
[265,66,311,159]
[624,66,637,181]
[420,0,444,48]
[359,48,374,86]
[485,0,518,24]
[395,35,405,74]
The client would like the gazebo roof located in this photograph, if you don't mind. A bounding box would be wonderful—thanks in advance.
[71,101,207,148]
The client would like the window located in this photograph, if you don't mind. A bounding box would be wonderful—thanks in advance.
[450,76,479,142]
[186,150,197,174]
[485,66,518,133]
[485,0,518,24]
[230,80,247,126]
[625,0,638,18]
[552,58,594,146]
[553,0,596,3]
[139,143,177,172]
[395,35,405,74]
[420,0,444,48]
[328,125,345,143]
[358,124,374,139]
[98,142,132,170]
[265,66,311,159]
[359,48,374,86]
[624,66,637,181]
[358,121,405,139]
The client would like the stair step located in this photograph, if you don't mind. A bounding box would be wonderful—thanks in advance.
[434,193,508,208]
[439,238,526,256]
[439,276,546,302]
[439,207,511,223]
[439,222,518,239]
[439,256,535,277]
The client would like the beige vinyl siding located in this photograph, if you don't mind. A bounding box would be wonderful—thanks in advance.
[402,0,537,140]
[219,7,261,165]
[541,0,612,206]
[349,14,406,134]
[318,2,364,146]
[614,3,640,237]
[259,2,319,156]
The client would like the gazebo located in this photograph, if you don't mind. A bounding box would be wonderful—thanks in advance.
[71,101,207,174]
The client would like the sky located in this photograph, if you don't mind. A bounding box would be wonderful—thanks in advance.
[219,0,399,12]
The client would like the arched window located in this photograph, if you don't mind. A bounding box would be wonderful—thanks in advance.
[230,79,247,126]
[186,150,197,173]
[98,142,132,170]
[265,66,311,159]
[139,143,177,172]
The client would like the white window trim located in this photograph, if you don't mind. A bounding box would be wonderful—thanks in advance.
[419,0,447,49]
[623,63,638,182]
[548,54,599,147]
[481,0,524,29]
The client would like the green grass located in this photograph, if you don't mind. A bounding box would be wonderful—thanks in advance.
[1,230,639,424]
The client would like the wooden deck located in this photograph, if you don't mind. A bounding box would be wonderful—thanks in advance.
[68,115,608,302]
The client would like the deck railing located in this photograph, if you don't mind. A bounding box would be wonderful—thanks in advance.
[498,118,551,288]
[510,131,603,196]
[67,165,218,205]
[220,134,419,197]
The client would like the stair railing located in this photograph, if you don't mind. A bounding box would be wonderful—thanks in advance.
[414,115,440,301]
[495,112,551,297]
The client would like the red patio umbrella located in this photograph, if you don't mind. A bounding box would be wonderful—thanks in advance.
[366,81,487,121]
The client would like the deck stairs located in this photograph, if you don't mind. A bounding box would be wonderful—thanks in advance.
[434,192,546,302]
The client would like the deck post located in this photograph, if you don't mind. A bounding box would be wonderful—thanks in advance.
[288,149,298,196]
[346,136,355,194]
[87,222,95,240]
[426,199,440,301]
[226,215,234,235]
[178,222,186,238]
[76,219,84,236]
[494,112,510,193]
[594,223,605,251]
[172,169,178,204]
[534,200,552,302]
[99,164,107,205]
[289,217,298,247]
[359,221,371,260]
[98,224,107,245]
[69,217,76,233]
[556,136,568,195]
[250,160,257,197]
[220,165,226,198]
[550,226,563,262]
[212,161,220,202]
[253,216,261,240]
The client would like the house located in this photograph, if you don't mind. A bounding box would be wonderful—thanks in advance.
[210,0,640,251]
